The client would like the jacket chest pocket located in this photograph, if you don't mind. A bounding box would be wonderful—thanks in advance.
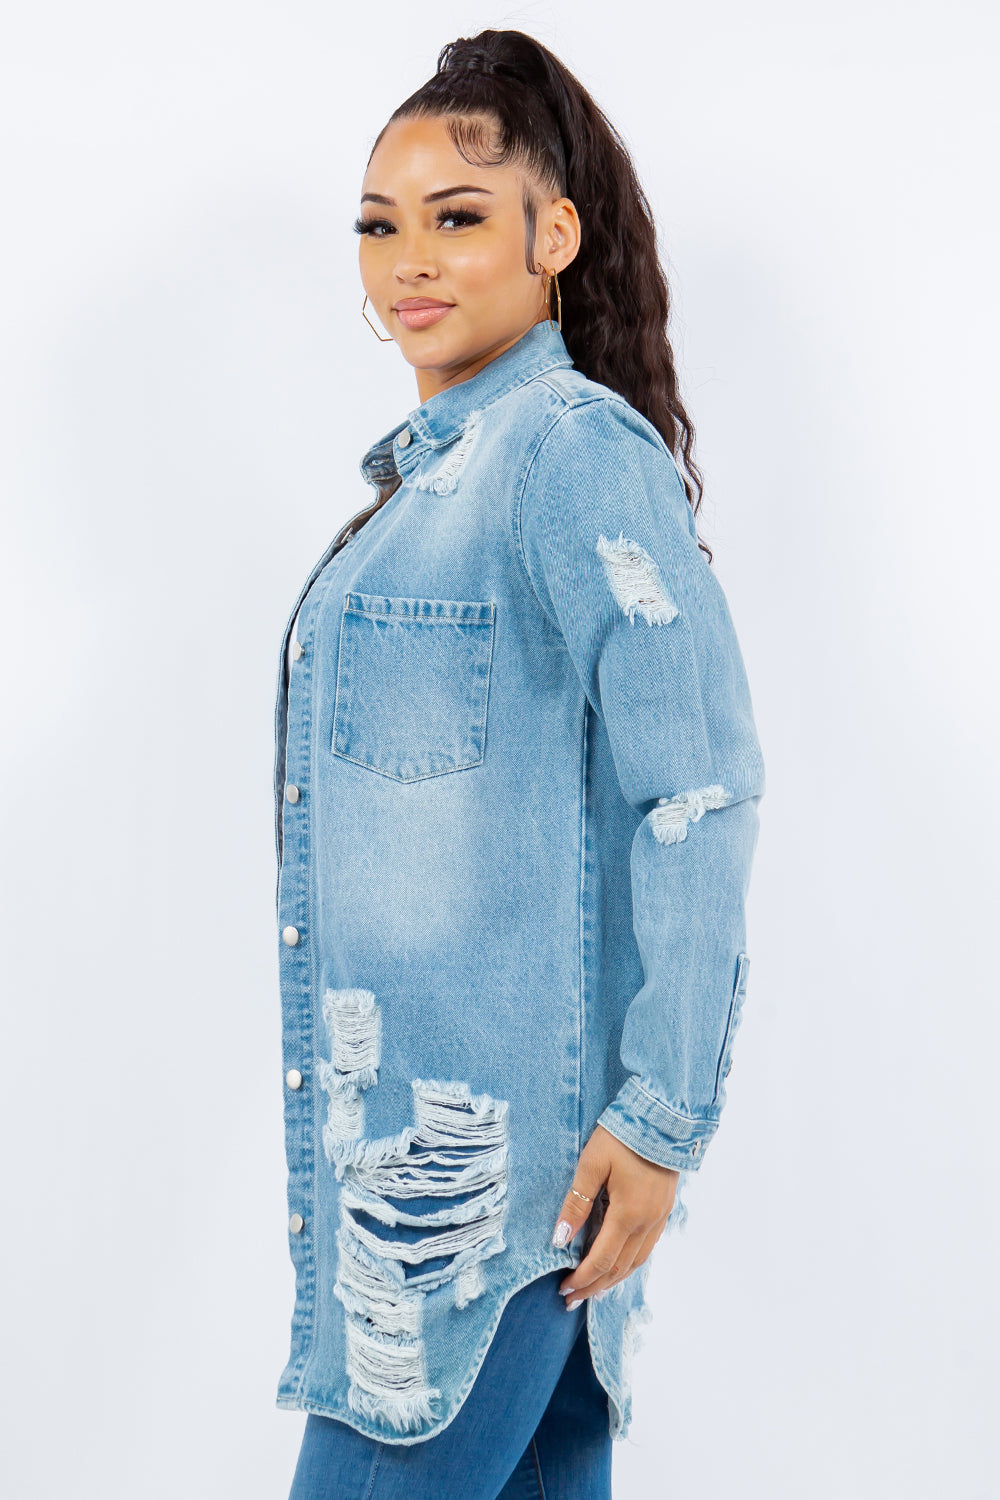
[331,592,496,782]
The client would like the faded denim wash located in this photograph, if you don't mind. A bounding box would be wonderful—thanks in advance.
[287,1270,610,1499]
[272,317,765,1446]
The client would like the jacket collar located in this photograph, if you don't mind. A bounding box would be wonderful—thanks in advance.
[359,319,574,487]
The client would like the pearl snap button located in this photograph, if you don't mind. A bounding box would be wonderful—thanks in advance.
[286,1069,303,1089]
[285,784,300,804]
[282,925,300,946]
[289,1213,304,1234]
[292,640,304,660]
[397,427,412,447]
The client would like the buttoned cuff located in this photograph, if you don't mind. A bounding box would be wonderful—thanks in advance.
[596,1076,718,1171]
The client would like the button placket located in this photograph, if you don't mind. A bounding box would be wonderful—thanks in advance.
[279,585,320,1318]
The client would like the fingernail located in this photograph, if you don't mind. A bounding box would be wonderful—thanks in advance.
[551,1220,573,1248]
[566,1298,583,1310]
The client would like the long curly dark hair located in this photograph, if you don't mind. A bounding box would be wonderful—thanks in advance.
[372,28,711,559]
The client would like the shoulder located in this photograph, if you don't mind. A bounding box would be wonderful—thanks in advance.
[511,368,694,542]
[497,365,668,449]
[528,368,677,468]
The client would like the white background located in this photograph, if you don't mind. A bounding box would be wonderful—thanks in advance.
[1,3,997,1496]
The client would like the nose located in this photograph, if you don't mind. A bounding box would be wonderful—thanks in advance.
[389,225,442,287]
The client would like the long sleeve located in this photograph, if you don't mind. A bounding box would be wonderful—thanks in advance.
[516,394,766,1171]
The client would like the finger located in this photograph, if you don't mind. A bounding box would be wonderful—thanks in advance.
[599,1216,666,1296]
[574,1232,647,1302]
[585,1213,667,1304]
[558,1209,635,1301]
[551,1166,606,1250]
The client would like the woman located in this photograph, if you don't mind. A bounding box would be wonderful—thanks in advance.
[277,28,765,1500]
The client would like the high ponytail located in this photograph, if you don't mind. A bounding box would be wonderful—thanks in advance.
[375,29,711,559]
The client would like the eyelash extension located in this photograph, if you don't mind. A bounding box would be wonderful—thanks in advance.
[352,208,486,236]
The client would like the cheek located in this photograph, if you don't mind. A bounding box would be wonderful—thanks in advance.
[358,245,383,289]
[449,240,530,298]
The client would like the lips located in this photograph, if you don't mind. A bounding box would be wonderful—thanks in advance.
[393,299,455,330]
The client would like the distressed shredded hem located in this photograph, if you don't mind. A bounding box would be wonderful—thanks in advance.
[277,1252,598,1445]
[330,1071,511,1432]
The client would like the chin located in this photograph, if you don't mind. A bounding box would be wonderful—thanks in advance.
[398,333,473,367]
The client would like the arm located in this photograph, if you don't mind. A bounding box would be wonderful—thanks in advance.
[516,393,765,1175]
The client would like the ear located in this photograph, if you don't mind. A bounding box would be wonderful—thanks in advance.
[542,196,582,273]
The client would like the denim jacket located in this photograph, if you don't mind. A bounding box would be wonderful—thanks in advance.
[272,318,765,1444]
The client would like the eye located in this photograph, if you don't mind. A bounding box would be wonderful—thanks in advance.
[352,206,487,237]
[434,206,486,230]
[353,215,394,237]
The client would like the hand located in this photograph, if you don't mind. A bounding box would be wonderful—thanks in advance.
[552,1124,678,1306]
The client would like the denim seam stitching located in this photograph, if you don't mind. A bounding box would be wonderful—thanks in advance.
[628,1078,715,1130]
[531,1434,547,1499]
[513,394,617,628]
[577,699,589,1156]
[363,1447,382,1500]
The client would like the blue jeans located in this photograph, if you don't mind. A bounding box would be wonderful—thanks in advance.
[287,1270,613,1499]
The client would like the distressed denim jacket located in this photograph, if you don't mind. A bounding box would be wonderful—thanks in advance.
[273,317,765,1444]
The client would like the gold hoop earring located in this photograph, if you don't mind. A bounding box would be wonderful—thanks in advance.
[362,294,393,342]
[542,268,562,331]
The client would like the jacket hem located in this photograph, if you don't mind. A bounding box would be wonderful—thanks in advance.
[584,1261,654,1443]
[275,1248,633,1446]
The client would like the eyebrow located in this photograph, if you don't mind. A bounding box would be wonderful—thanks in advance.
[360,185,495,206]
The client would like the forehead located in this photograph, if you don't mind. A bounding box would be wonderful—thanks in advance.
[361,114,523,198]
